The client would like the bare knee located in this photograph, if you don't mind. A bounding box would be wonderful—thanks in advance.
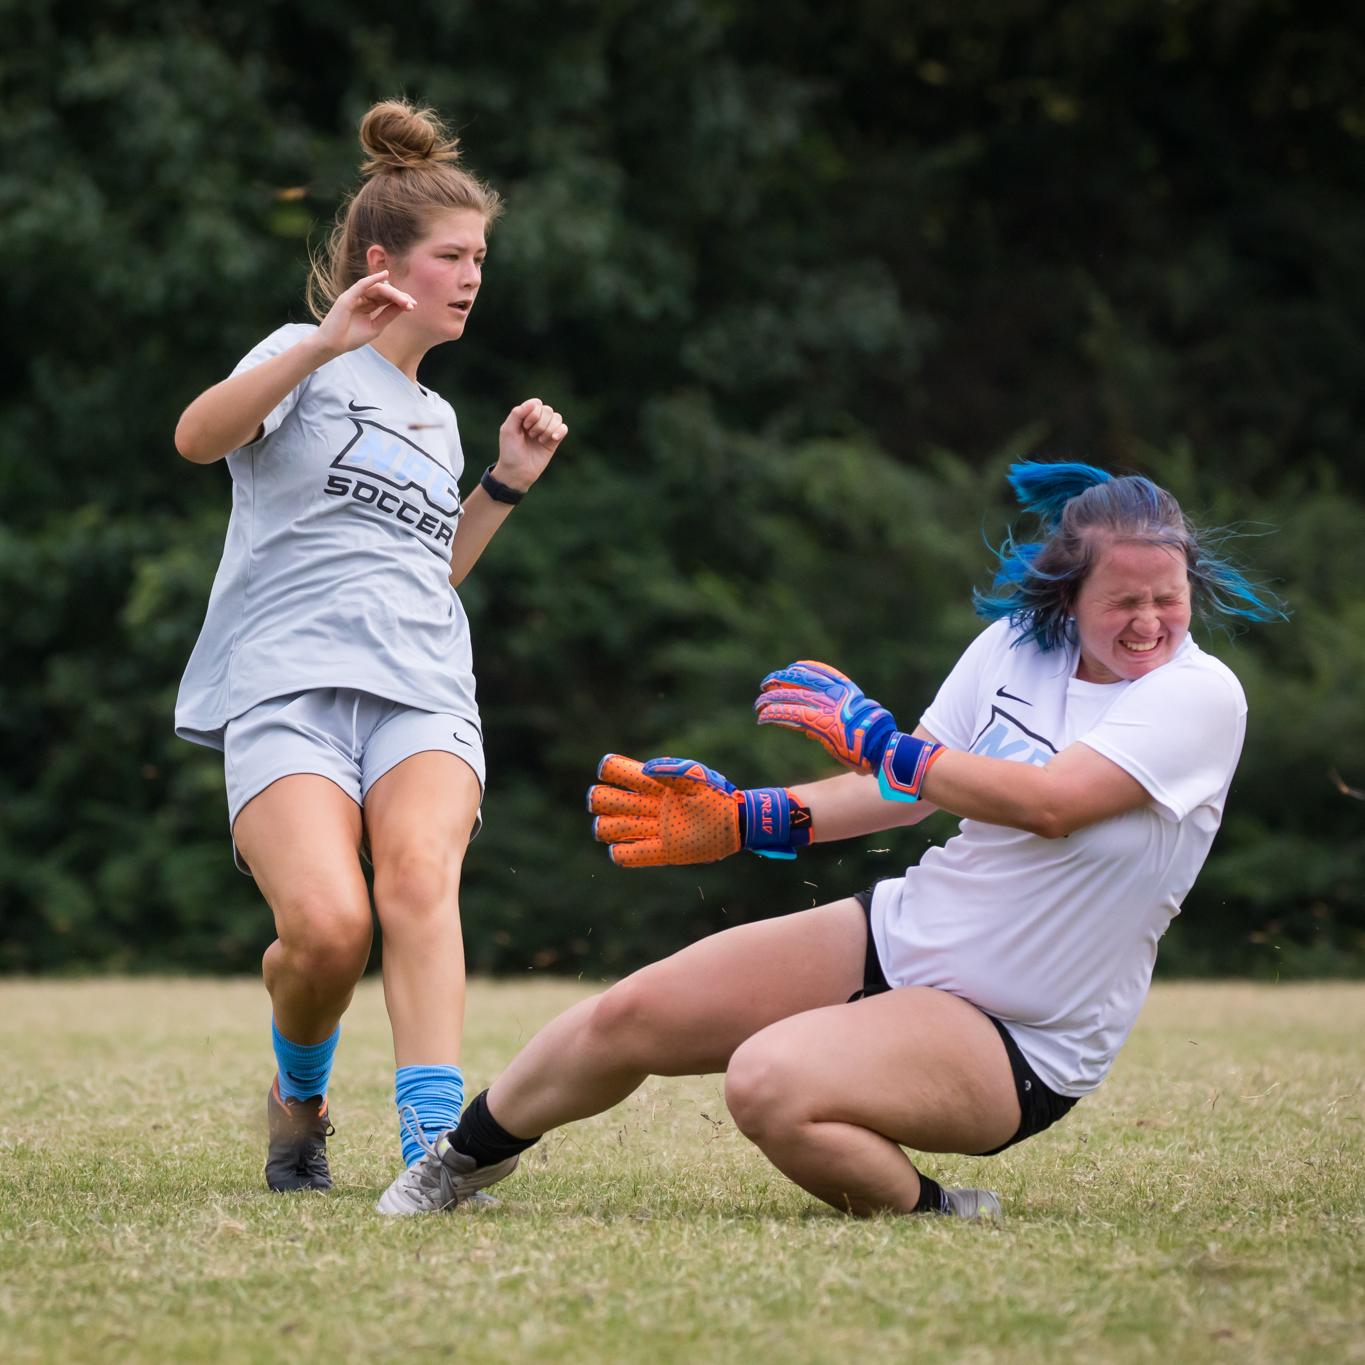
[725,1034,805,1142]
[270,892,372,993]
[581,974,672,1071]
[373,851,459,931]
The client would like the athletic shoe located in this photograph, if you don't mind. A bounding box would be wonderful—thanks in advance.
[265,1078,335,1192]
[941,1186,1003,1219]
[374,1108,520,1215]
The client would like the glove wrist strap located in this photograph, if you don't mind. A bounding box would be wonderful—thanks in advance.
[859,713,899,771]
[737,787,813,860]
[876,733,946,803]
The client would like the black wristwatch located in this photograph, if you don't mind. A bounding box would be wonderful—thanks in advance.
[480,465,526,505]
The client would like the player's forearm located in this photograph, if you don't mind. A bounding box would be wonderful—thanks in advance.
[917,753,1108,835]
[447,486,515,587]
[790,740,1073,841]
[920,751,1065,837]
[791,771,940,842]
[174,335,337,464]
[923,741,1152,838]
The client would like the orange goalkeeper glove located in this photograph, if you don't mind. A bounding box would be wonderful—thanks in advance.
[586,754,812,868]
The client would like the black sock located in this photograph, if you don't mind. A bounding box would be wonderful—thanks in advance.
[449,1089,541,1166]
[913,1173,948,1214]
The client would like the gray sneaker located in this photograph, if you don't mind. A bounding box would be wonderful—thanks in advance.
[941,1186,1003,1220]
[375,1108,520,1216]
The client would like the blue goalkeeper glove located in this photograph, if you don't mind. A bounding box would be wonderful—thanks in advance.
[755,660,945,803]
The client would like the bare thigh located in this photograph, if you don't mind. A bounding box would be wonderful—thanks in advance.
[232,774,370,943]
[729,985,1022,1157]
[363,749,481,877]
[597,897,868,1076]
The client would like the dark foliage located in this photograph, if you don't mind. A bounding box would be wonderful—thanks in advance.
[2,0,1362,976]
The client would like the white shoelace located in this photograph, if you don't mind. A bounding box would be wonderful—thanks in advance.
[396,1105,455,1208]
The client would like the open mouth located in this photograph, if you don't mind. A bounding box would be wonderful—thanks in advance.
[449,300,473,315]
[1120,639,1160,655]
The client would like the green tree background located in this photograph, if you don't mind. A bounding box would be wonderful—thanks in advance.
[3,0,1362,976]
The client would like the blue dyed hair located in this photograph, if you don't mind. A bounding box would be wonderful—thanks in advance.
[973,460,1287,651]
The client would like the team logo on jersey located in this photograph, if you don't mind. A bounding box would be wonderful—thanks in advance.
[329,418,460,515]
[970,703,1056,767]
[323,417,461,552]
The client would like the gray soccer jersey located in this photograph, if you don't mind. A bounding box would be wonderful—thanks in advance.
[175,324,480,748]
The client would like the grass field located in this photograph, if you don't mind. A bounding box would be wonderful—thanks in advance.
[1,978,1361,1364]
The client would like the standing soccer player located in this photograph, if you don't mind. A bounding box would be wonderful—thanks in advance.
[173,99,567,1213]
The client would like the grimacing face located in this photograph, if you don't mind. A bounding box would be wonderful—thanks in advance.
[1071,538,1192,684]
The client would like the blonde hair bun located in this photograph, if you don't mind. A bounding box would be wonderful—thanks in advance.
[359,99,461,174]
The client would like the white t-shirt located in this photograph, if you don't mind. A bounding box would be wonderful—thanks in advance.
[175,324,481,748]
[870,618,1247,1096]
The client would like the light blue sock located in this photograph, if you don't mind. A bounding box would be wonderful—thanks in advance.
[395,1065,464,1167]
[272,1020,340,1102]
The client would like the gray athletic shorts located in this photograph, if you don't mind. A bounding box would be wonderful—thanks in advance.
[223,688,485,876]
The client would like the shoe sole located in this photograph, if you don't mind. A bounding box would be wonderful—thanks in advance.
[267,1175,334,1192]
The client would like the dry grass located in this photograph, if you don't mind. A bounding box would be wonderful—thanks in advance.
[1,978,1361,1364]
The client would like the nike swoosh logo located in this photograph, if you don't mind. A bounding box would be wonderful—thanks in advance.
[348,400,381,412]
[451,733,471,747]
[995,686,1031,705]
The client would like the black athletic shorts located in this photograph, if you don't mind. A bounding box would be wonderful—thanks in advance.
[851,886,1078,1154]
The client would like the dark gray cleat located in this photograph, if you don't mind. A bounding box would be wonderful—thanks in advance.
[265,1078,335,1192]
